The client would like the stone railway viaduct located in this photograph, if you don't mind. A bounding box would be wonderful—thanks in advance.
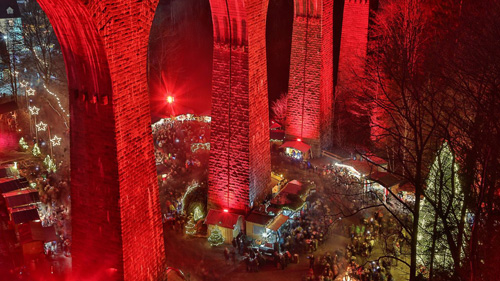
[33,0,372,279]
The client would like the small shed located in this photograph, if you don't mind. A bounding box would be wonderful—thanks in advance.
[245,211,274,240]
[280,140,311,160]
[204,209,243,244]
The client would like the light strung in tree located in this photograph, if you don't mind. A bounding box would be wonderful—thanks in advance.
[191,143,210,153]
[208,226,225,247]
[43,84,69,117]
[181,181,199,213]
[418,142,465,274]
[29,105,40,115]
[20,80,28,88]
[32,143,41,156]
[50,135,61,146]
[36,121,47,131]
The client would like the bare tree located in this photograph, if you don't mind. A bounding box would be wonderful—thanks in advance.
[20,0,65,85]
[362,0,450,279]
[271,92,287,126]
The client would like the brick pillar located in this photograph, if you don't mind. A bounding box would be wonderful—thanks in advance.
[337,0,370,86]
[208,0,271,213]
[38,1,165,280]
[286,0,334,157]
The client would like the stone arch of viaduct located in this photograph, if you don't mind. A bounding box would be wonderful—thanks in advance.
[34,0,372,279]
[35,0,270,280]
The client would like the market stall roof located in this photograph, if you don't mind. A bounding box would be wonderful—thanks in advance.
[10,204,39,224]
[267,214,289,231]
[18,221,57,243]
[281,180,303,195]
[341,159,376,176]
[270,122,282,130]
[3,188,39,208]
[165,267,187,281]
[368,172,402,188]
[246,211,273,226]
[204,209,242,229]
[0,177,29,193]
[398,182,415,193]
[309,157,335,168]
[280,141,311,153]
[363,153,388,166]
[270,130,285,140]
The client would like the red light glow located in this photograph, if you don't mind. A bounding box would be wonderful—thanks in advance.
[297,138,301,142]
[167,96,174,104]
[223,209,229,213]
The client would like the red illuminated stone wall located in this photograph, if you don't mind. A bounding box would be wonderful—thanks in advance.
[37,1,165,280]
[337,0,370,98]
[286,0,334,156]
[208,0,271,213]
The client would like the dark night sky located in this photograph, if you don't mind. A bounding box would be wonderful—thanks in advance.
[148,0,293,122]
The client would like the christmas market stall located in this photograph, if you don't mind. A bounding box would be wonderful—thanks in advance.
[280,140,311,160]
[204,209,243,245]
[271,180,311,217]
[245,211,274,240]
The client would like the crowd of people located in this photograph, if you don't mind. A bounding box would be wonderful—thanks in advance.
[152,118,211,217]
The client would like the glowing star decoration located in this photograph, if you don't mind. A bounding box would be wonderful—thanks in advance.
[32,143,41,156]
[36,121,47,131]
[50,135,61,146]
[26,88,36,96]
[20,80,28,88]
[29,106,40,115]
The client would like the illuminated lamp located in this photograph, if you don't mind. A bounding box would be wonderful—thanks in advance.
[223,209,229,213]
[167,96,174,104]
[297,138,301,142]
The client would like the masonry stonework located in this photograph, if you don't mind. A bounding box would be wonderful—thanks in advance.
[208,0,271,213]
[337,0,370,86]
[286,0,334,157]
[37,1,165,280]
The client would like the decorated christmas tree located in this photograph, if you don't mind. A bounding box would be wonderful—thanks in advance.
[44,155,57,173]
[32,143,41,156]
[185,216,196,236]
[19,137,29,150]
[208,225,224,247]
[193,206,204,221]
[418,142,464,274]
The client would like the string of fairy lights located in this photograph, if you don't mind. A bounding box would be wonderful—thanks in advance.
[20,79,63,157]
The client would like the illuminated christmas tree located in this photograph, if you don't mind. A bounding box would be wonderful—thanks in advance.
[418,142,465,275]
[32,143,41,156]
[185,216,196,235]
[208,226,224,247]
[193,206,204,221]
[19,137,29,150]
[44,155,57,173]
